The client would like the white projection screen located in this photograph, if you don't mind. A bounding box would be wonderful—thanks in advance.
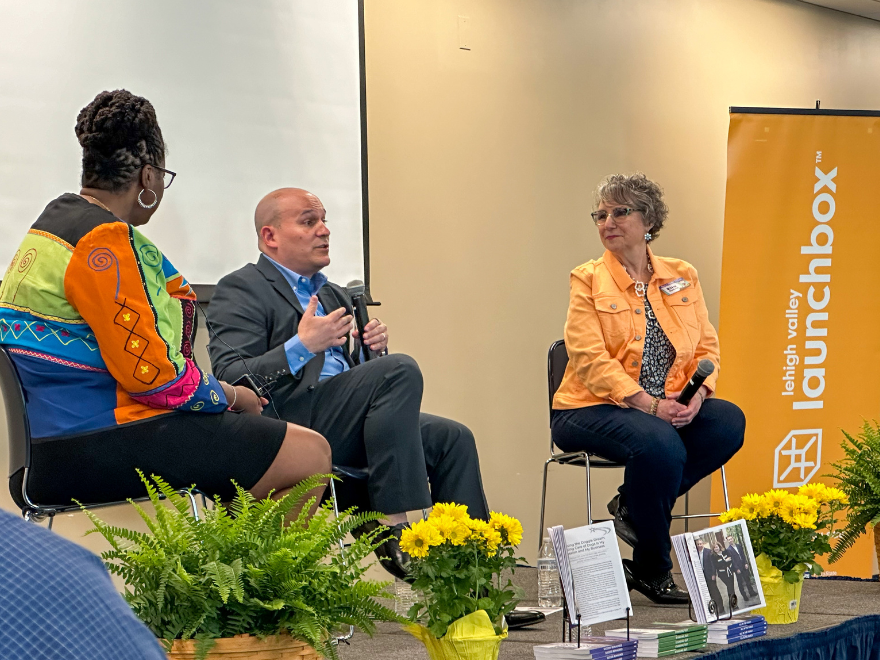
[0,0,368,290]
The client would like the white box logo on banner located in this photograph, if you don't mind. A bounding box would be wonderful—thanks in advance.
[774,429,822,488]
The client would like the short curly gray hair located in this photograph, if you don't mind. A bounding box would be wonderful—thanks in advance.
[595,173,668,242]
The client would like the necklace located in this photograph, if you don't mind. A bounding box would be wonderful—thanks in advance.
[622,254,654,299]
[621,252,655,319]
[80,194,112,213]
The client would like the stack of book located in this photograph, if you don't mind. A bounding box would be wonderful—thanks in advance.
[604,624,707,658]
[533,637,638,660]
[706,615,768,644]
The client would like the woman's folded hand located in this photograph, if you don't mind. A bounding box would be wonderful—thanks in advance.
[667,389,704,428]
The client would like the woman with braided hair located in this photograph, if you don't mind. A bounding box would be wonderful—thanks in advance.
[0,89,331,507]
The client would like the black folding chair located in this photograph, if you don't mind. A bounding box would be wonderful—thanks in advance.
[1,345,202,527]
[537,340,730,553]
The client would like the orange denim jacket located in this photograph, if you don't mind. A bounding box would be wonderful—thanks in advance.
[553,248,720,410]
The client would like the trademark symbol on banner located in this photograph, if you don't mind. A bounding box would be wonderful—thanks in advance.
[816,151,822,163]
[774,429,822,487]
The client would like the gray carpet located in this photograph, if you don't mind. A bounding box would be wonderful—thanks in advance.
[337,568,880,660]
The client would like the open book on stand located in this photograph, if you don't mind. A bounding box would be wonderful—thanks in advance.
[671,519,766,623]
[548,521,632,628]
[532,522,635,660]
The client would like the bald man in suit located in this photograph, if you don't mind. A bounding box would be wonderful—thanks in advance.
[207,188,489,578]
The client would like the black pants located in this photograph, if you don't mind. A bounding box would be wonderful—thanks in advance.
[735,567,758,600]
[551,398,745,576]
[705,573,726,615]
[291,354,489,518]
[717,566,736,606]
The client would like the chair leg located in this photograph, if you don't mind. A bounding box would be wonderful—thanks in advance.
[721,465,730,510]
[47,513,55,531]
[684,491,689,533]
[328,478,344,552]
[539,457,553,555]
[181,490,200,522]
[326,478,355,644]
[585,456,593,525]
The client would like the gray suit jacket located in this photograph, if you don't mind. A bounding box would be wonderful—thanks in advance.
[206,254,357,425]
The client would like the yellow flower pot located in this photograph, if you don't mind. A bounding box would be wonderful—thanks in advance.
[751,553,806,624]
[406,610,508,660]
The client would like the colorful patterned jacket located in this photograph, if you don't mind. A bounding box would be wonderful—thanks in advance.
[0,194,227,438]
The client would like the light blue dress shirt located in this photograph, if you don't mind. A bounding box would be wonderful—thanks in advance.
[264,255,350,381]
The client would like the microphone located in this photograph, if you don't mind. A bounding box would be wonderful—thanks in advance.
[346,279,375,362]
[677,359,715,406]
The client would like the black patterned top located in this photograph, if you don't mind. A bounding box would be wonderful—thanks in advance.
[639,295,677,398]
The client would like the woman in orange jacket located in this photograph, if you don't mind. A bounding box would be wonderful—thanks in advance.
[551,173,745,605]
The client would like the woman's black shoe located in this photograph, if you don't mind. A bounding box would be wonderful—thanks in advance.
[607,494,638,548]
[621,559,689,605]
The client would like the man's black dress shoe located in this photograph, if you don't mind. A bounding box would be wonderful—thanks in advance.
[352,521,413,581]
[505,610,545,630]
[607,494,638,548]
[621,559,689,605]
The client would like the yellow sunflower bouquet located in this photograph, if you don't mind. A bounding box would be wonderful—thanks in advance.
[719,483,847,583]
[399,503,524,639]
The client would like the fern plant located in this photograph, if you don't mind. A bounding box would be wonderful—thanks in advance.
[828,421,880,563]
[81,472,402,659]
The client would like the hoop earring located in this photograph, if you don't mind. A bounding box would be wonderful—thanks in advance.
[138,188,158,209]
[644,232,652,241]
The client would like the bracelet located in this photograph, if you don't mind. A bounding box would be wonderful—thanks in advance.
[227,386,238,412]
[649,397,660,416]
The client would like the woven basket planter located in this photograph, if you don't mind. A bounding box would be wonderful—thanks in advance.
[166,633,321,660]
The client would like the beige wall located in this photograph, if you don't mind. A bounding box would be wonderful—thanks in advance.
[361,0,880,563]
[3,0,880,567]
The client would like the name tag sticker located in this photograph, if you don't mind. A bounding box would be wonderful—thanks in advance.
[660,278,692,295]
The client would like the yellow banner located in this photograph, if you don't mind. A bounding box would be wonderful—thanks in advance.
[714,111,880,578]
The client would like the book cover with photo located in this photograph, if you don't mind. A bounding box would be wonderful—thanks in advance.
[671,519,765,623]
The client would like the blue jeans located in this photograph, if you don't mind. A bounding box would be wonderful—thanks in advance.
[551,398,745,576]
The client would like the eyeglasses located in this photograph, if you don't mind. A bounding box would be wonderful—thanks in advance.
[151,165,177,189]
[590,207,642,226]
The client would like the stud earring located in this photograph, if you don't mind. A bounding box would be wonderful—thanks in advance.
[138,188,158,209]
[644,232,652,241]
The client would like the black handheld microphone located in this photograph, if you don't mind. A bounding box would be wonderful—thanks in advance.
[346,279,375,362]
[677,359,715,406]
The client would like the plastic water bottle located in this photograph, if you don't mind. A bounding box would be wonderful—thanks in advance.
[394,577,419,616]
[537,537,563,608]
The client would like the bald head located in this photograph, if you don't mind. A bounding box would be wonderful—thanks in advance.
[255,188,323,237]
[255,187,330,277]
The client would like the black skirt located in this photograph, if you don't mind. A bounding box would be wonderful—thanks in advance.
[28,411,287,505]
